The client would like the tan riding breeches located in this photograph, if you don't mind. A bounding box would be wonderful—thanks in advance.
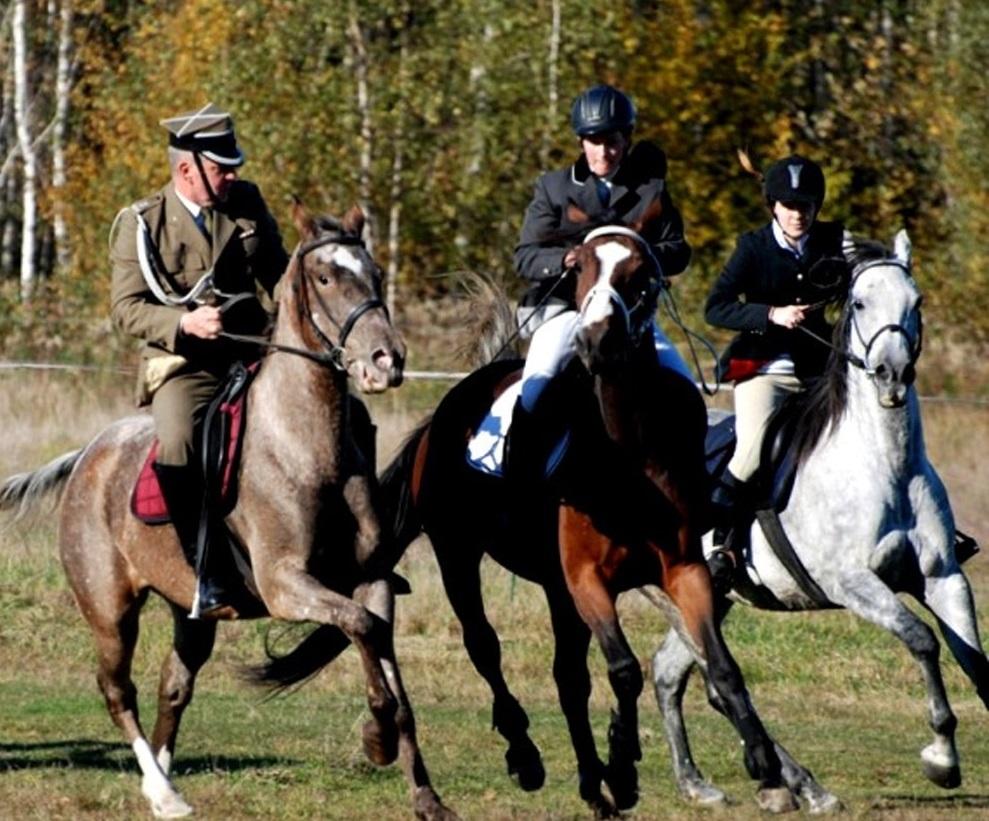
[727,373,805,482]
[150,368,222,467]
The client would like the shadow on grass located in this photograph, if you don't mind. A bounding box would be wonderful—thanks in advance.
[873,794,989,810]
[0,738,297,775]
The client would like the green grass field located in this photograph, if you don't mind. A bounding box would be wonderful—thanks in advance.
[1,371,987,819]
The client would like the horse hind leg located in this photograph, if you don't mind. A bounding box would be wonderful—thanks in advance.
[651,626,726,806]
[434,544,545,792]
[662,561,797,813]
[88,591,193,818]
[150,604,218,777]
[354,578,456,821]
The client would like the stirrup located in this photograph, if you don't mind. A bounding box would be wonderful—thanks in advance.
[189,577,228,620]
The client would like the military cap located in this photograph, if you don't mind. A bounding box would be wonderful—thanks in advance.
[160,102,244,167]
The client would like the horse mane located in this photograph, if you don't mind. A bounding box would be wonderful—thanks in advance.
[789,238,894,465]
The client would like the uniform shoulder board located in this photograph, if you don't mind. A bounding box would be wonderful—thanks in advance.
[131,191,164,215]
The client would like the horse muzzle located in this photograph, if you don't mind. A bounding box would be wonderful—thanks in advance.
[872,360,913,408]
[350,343,405,393]
[575,321,628,376]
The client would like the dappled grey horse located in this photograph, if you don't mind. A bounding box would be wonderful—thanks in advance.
[651,230,988,810]
[0,203,455,820]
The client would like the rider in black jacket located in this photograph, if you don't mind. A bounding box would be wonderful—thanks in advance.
[507,85,693,486]
[704,154,846,587]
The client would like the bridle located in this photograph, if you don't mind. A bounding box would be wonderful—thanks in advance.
[796,257,922,377]
[577,225,663,345]
[846,258,923,376]
[220,231,388,370]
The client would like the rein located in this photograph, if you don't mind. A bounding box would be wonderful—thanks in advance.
[219,232,387,371]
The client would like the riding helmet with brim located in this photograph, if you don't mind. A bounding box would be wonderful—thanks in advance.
[160,102,245,167]
[570,85,636,137]
[764,155,825,211]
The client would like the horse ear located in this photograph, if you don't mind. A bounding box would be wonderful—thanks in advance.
[342,204,365,238]
[841,228,856,261]
[893,229,912,266]
[291,195,318,241]
[629,196,664,235]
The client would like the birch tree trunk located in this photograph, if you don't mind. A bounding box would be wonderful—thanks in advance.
[541,0,561,166]
[385,7,409,319]
[52,0,74,273]
[347,6,376,256]
[12,0,37,300]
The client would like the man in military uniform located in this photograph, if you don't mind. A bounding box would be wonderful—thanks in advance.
[110,102,289,617]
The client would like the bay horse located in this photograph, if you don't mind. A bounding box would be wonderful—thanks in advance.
[0,203,454,820]
[256,211,801,814]
[652,231,988,807]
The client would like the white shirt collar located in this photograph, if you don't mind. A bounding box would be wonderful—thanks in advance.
[174,186,202,218]
[772,218,808,257]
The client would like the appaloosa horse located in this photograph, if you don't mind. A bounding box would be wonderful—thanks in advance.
[0,203,453,820]
[253,211,800,815]
[652,231,988,809]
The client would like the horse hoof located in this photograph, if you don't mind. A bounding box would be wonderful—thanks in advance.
[586,796,619,819]
[362,718,399,766]
[413,786,460,821]
[605,761,639,811]
[756,786,799,813]
[505,739,545,791]
[806,791,842,815]
[679,777,727,806]
[147,788,193,819]
[920,745,962,790]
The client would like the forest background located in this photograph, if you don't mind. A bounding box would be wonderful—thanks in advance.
[1,0,988,393]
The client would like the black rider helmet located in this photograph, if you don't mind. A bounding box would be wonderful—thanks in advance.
[763,155,825,212]
[570,85,636,137]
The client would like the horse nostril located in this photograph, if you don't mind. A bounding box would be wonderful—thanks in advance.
[372,348,393,372]
[874,363,889,380]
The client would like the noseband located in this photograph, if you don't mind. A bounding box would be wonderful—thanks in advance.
[577,226,662,344]
[846,259,923,377]
[294,232,389,370]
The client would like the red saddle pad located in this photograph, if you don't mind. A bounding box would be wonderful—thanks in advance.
[131,393,248,524]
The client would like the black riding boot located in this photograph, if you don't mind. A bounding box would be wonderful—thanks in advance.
[152,462,229,618]
[503,399,546,507]
[708,470,747,595]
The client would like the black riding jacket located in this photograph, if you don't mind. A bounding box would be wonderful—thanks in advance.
[514,140,691,310]
[705,220,846,381]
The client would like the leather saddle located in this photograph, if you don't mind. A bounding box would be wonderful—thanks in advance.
[131,361,259,524]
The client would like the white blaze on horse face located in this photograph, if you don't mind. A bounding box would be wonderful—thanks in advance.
[314,244,365,276]
[583,241,632,325]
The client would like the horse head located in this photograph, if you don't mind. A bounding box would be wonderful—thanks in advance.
[282,200,405,392]
[841,229,922,408]
[570,200,665,375]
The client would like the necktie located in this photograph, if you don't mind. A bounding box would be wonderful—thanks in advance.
[200,207,213,241]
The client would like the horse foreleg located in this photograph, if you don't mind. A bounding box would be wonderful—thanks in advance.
[559,514,642,813]
[150,605,218,776]
[832,568,961,788]
[354,578,456,821]
[343,472,386,571]
[433,541,544,792]
[663,561,795,812]
[921,568,989,710]
[259,568,399,766]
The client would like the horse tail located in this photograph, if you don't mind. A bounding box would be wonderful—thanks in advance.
[0,449,82,521]
[244,624,351,695]
[246,421,433,694]
[455,271,519,368]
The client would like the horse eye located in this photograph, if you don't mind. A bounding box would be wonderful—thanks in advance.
[318,274,330,286]
[852,299,865,310]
